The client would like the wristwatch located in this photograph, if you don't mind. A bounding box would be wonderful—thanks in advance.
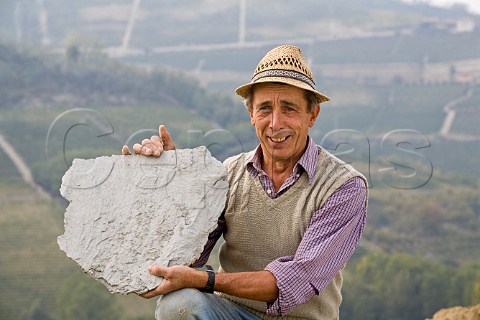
[201,265,215,294]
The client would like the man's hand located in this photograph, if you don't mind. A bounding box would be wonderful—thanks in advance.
[122,125,176,157]
[140,265,208,299]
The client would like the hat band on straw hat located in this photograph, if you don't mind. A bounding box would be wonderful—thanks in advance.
[252,69,316,90]
[236,45,330,102]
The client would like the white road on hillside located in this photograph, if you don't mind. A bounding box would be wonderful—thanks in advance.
[0,134,51,200]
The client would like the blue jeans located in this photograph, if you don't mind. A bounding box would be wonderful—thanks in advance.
[155,288,261,320]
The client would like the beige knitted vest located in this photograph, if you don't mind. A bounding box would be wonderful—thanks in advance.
[218,147,367,320]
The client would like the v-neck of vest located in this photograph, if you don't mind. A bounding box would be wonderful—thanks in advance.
[251,171,309,203]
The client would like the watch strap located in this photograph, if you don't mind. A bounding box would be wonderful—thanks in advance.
[201,265,215,294]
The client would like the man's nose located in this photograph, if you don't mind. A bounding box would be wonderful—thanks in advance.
[269,108,285,131]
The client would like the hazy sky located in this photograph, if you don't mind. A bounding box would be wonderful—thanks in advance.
[402,0,480,14]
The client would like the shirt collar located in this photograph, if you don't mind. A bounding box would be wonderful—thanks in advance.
[246,136,319,182]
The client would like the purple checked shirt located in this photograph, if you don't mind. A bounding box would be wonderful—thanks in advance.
[192,137,368,316]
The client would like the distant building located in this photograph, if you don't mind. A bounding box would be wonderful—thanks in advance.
[454,71,477,83]
[454,18,476,33]
[417,17,476,34]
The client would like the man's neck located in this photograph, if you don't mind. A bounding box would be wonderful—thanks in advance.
[261,154,300,191]
[257,137,310,191]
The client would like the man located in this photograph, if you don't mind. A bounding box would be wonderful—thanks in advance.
[122,45,368,319]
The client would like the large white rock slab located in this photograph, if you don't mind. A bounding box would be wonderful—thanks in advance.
[58,147,228,294]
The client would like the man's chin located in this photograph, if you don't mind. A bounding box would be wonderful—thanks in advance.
[270,152,295,162]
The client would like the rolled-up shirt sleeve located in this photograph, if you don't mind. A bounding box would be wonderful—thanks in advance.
[265,176,367,316]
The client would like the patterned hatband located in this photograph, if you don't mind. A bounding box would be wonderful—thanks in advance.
[251,69,316,91]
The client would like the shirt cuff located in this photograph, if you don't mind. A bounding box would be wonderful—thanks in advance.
[265,258,319,316]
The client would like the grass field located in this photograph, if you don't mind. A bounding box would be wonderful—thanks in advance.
[0,180,74,319]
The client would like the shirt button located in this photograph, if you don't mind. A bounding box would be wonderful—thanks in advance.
[296,174,300,178]
[267,189,272,194]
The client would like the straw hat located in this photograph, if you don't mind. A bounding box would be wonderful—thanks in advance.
[235,45,330,103]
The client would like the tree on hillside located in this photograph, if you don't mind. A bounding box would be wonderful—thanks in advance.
[341,253,480,320]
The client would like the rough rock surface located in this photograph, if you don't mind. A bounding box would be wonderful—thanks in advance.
[430,304,480,320]
[58,147,228,294]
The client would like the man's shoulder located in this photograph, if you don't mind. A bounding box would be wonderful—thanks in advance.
[317,146,368,184]
[223,150,256,170]
[316,146,347,167]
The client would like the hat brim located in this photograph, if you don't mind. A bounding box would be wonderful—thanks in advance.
[235,77,330,103]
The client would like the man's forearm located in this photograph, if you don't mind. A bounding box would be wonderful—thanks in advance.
[215,270,279,303]
[143,265,279,303]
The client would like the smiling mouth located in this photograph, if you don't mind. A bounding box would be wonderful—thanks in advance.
[270,136,288,143]
[269,129,294,144]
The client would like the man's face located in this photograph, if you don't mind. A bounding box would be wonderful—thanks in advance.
[249,83,320,167]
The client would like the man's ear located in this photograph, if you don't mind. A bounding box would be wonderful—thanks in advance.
[250,111,255,126]
[309,104,320,128]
